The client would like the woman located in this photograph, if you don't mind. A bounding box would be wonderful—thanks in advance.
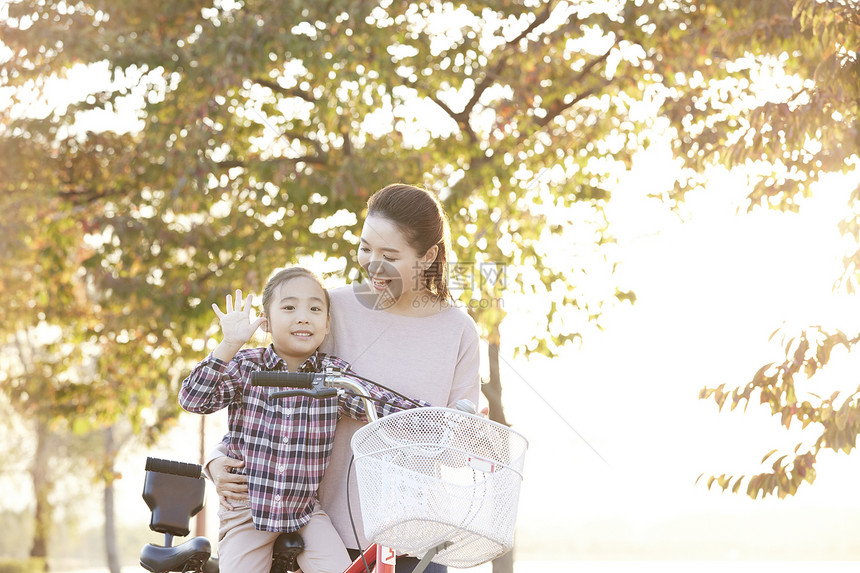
[206,184,481,573]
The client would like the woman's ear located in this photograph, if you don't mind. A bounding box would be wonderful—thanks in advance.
[421,245,439,269]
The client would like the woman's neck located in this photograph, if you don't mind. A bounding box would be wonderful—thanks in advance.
[387,288,448,317]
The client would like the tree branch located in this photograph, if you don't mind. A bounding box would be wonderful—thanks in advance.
[277,130,326,157]
[214,154,327,170]
[461,2,556,119]
[402,77,478,143]
[477,10,616,146]
[407,3,558,145]
[448,43,616,203]
[523,44,616,137]
[252,78,316,102]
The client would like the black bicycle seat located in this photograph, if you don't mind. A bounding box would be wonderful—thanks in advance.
[140,536,211,573]
[270,531,304,573]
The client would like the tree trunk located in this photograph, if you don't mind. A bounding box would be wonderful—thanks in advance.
[104,426,121,573]
[482,331,513,573]
[196,415,207,538]
[30,419,51,572]
[483,340,510,426]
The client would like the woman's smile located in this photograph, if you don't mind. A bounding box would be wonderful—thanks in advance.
[370,277,392,290]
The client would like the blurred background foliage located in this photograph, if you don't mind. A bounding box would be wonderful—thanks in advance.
[0,0,858,571]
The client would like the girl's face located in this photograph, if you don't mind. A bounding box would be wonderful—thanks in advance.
[263,276,330,368]
[358,214,437,304]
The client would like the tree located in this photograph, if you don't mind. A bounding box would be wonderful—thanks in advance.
[1,0,717,567]
[636,0,860,498]
[0,116,183,569]
[3,325,90,567]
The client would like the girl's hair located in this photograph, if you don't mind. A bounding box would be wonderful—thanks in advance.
[261,267,330,316]
[366,184,452,300]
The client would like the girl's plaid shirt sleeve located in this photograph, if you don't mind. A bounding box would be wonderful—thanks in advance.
[179,353,243,414]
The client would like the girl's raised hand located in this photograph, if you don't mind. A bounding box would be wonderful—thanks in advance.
[212,289,266,346]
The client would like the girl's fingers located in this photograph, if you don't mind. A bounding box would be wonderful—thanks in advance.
[220,289,254,315]
[212,303,225,318]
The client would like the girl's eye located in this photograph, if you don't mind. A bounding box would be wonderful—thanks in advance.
[359,247,370,253]
[283,305,295,311]
[311,306,323,312]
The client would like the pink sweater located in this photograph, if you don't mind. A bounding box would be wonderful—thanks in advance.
[317,286,482,548]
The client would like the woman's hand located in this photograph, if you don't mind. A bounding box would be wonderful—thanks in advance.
[207,456,250,510]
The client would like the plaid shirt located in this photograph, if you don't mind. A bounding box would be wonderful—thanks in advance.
[179,345,428,532]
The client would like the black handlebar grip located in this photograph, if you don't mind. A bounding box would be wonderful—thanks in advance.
[270,388,338,400]
[251,371,316,388]
[145,457,202,478]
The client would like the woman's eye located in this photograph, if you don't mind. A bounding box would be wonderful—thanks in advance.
[383,255,396,262]
[283,305,295,311]
[311,306,322,312]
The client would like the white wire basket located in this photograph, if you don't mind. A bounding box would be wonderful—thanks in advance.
[351,407,529,568]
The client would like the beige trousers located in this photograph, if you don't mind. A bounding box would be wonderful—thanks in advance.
[217,501,352,573]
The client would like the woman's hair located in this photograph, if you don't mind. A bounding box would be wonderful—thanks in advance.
[366,184,452,300]
[261,267,330,316]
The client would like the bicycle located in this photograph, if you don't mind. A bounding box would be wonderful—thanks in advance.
[139,368,528,573]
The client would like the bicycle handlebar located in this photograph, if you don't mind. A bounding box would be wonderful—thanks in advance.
[251,371,316,388]
[251,371,340,400]
[270,388,339,400]
[250,370,477,422]
[250,368,381,422]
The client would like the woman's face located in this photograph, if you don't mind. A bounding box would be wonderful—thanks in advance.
[358,214,437,302]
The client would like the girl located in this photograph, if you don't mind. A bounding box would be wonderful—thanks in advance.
[208,184,481,573]
[180,266,429,573]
